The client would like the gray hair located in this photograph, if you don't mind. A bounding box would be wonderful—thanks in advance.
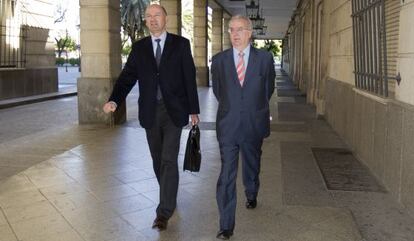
[229,15,253,31]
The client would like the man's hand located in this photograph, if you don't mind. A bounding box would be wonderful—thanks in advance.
[103,102,117,113]
[190,114,200,126]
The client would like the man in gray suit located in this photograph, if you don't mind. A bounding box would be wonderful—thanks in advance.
[211,15,275,240]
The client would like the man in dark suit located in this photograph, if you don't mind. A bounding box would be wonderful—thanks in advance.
[103,4,200,231]
[211,15,275,240]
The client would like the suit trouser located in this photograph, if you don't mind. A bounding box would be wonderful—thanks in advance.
[145,101,182,219]
[216,137,263,231]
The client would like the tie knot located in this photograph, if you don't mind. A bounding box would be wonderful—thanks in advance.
[155,39,161,44]
[238,52,244,57]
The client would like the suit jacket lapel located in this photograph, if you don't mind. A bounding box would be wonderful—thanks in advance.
[243,46,258,87]
[157,33,174,71]
[144,37,157,71]
[225,49,241,88]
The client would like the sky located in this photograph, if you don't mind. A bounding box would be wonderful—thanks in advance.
[52,0,80,41]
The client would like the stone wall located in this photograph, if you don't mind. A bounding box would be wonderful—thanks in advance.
[0,0,57,100]
[324,1,414,214]
[0,68,57,100]
[325,78,414,215]
[286,0,414,216]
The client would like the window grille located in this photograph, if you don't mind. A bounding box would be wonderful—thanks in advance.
[351,0,400,97]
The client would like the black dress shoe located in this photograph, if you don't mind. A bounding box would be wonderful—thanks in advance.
[152,216,168,231]
[245,199,257,209]
[216,229,233,240]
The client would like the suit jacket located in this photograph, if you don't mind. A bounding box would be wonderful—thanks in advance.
[211,46,275,143]
[109,33,200,128]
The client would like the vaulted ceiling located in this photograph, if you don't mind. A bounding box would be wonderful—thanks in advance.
[213,0,298,39]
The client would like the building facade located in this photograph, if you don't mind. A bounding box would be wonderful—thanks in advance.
[0,0,57,100]
[283,0,414,215]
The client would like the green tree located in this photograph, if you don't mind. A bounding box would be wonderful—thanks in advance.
[122,43,132,57]
[181,8,194,43]
[121,0,150,44]
[55,33,76,58]
[261,40,280,57]
[54,2,67,24]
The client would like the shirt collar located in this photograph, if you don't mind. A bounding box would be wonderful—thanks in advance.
[151,31,167,43]
[233,45,251,57]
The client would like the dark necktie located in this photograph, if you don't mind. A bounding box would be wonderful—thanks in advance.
[155,39,162,100]
[155,39,161,67]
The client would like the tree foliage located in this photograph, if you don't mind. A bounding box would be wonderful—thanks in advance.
[261,40,280,56]
[55,34,77,58]
[121,0,150,44]
[122,42,132,57]
[181,9,194,44]
[54,2,67,24]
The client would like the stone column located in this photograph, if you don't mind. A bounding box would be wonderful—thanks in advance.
[222,13,231,50]
[78,0,123,124]
[193,0,208,86]
[160,0,181,35]
[211,8,223,56]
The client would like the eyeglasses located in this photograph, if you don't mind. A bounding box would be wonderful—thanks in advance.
[145,14,162,19]
[228,27,250,34]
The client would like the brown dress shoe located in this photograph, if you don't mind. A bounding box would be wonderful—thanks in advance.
[152,216,168,231]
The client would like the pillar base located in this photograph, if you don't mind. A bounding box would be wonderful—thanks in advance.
[77,77,126,125]
[196,67,209,87]
[316,98,325,117]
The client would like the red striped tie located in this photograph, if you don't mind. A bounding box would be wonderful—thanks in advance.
[237,52,245,86]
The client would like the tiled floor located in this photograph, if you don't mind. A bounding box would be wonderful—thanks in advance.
[0,129,361,241]
[0,70,413,240]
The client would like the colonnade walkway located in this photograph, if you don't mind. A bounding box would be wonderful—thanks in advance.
[0,69,413,241]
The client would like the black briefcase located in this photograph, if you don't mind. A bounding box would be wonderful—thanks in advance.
[183,125,201,172]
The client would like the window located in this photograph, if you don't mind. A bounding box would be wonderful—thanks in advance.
[351,0,397,97]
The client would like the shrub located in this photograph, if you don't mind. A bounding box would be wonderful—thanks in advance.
[56,57,65,66]
[68,58,80,66]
